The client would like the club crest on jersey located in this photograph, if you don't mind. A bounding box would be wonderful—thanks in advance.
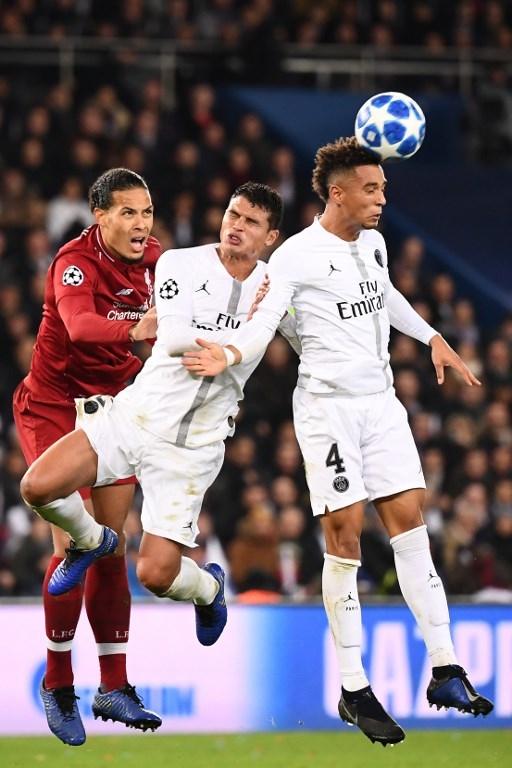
[159,278,179,300]
[374,249,384,268]
[62,265,84,286]
[333,475,349,493]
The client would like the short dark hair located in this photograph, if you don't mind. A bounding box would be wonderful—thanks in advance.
[88,168,149,211]
[231,181,283,230]
[312,136,381,203]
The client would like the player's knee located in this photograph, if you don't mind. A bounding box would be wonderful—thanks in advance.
[136,557,171,595]
[326,531,361,560]
[20,467,51,507]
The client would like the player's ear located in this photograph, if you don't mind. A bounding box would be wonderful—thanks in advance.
[93,207,104,225]
[264,229,280,247]
[329,183,345,205]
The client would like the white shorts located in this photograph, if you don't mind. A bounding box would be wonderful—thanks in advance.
[293,386,425,516]
[75,395,225,547]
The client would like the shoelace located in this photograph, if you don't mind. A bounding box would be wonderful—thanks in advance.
[62,543,83,568]
[53,687,80,721]
[121,684,144,706]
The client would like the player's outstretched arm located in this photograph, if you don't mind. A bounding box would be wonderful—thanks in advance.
[429,334,481,386]
[182,340,241,376]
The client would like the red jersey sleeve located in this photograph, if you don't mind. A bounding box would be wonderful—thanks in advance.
[54,253,134,344]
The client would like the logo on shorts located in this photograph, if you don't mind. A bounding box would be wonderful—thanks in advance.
[62,265,84,286]
[374,249,384,268]
[333,475,349,493]
[159,278,179,299]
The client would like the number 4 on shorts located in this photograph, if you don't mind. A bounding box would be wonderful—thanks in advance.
[326,443,346,474]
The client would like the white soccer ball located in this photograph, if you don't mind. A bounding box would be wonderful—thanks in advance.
[354,92,426,161]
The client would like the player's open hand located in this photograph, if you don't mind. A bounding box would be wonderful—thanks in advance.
[182,339,229,376]
[430,334,481,387]
[247,273,270,321]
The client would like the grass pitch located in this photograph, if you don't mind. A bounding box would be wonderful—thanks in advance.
[1,730,509,768]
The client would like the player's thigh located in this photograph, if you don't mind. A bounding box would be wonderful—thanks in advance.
[139,438,225,548]
[320,500,366,558]
[374,487,426,539]
[76,396,139,487]
[362,388,426,503]
[13,384,93,500]
[21,429,99,504]
[293,387,367,516]
[14,385,74,461]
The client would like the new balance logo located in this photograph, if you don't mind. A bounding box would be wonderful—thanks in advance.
[195,280,210,295]
[329,261,342,276]
[116,288,134,296]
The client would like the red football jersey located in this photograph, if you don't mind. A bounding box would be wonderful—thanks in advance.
[24,224,160,400]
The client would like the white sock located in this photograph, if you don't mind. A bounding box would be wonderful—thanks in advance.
[160,557,218,605]
[322,553,369,692]
[391,525,456,667]
[30,492,103,549]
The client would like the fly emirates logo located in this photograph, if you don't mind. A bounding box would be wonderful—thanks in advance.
[337,279,385,321]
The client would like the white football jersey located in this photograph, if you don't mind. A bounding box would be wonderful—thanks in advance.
[229,218,396,396]
[115,243,271,447]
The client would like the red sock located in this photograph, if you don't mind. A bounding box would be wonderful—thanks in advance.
[84,555,130,692]
[43,555,84,689]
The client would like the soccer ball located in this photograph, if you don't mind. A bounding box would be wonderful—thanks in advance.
[354,92,426,161]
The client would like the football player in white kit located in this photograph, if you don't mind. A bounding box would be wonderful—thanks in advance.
[20,182,289,649]
[182,138,494,744]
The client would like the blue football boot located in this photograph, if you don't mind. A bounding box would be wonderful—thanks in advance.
[40,678,86,746]
[194,563,227,646]
[92,684,162,731]
[427,665,494,716]
[48,526,118,596]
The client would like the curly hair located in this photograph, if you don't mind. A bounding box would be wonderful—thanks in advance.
[88,168,149,212]
[312,137,380,203]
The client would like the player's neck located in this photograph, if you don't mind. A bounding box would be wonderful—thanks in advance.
[216,247,258,281]
[319,210,361,243]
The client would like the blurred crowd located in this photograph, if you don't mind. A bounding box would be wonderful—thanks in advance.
[1,2,512,603]
[1,0,512,51]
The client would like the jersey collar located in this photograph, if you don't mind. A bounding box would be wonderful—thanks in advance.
[94,226,116,263]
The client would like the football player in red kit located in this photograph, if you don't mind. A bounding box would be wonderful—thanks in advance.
[13,168,162,745]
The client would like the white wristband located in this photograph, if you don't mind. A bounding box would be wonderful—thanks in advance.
[223,347,236,367]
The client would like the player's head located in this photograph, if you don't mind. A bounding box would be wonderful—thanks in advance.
[219,182,282,259]
[312,136,386,231]
[89,168,154,263]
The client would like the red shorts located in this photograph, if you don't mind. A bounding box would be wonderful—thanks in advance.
[13,381,136,500]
